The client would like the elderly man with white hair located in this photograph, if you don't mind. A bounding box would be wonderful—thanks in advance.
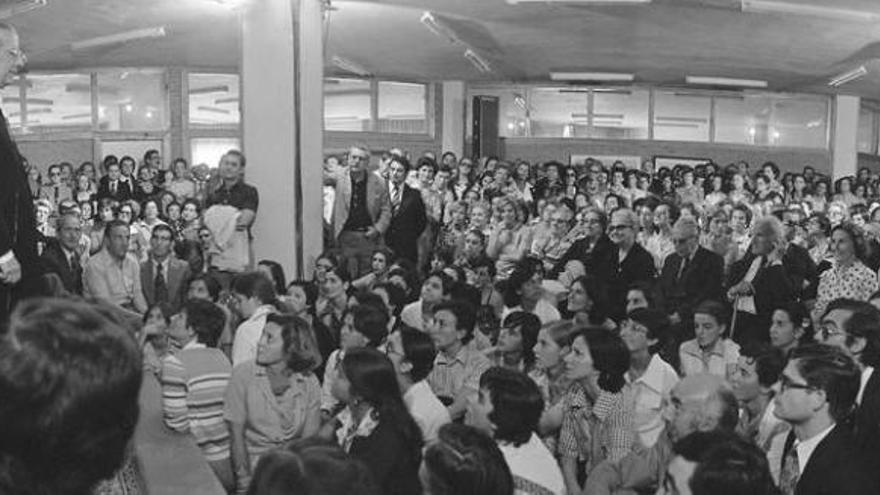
[726,215,795,346]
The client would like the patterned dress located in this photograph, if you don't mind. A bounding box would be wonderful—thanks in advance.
[813,260,879,320]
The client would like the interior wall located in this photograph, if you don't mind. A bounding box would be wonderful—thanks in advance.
[498,138,832,176]
[18,138,95,173]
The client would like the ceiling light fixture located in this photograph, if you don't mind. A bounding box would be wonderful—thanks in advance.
[550,72,635,82]
[420,12,461,44]
[70,27,167,51]
[507,0,650,4]
[741,0,880,22]
[331,55,372,77]
[464,49,492,73]
[685,76,768,88]
[829,66,868,87]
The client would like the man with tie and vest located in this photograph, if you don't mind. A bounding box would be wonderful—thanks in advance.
[656,217,724,343]
[773,344,876,495]
[39,212,85,295]
[141,223,191,313]
[385,155,426,266]
[96,161,133,203]
[726,216,795,346]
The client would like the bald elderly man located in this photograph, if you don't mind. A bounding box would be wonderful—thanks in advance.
[655,217,724,339]
[584,374,739,495]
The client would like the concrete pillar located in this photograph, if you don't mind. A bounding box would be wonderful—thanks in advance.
[241,0,323,280]
[442,81,466,159]
[832,94,860,179]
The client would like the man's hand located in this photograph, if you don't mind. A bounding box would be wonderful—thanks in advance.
[0,254,22,285]
[365,226,379,240]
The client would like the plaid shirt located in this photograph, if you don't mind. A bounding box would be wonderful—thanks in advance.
[558,384,635,472]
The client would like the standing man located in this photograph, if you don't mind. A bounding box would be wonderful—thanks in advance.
[141,224,191,312]
[203,150,258,288]
[327,145,391,279]
[0,22,34,325]
[385,155,426,266]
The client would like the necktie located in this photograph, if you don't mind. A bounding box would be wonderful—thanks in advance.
[779,440,800,495]
[154,262,169,304]
[111,181,117,196]
[69,252,81,275]
[677,255,689,282]
[391,184,402,211]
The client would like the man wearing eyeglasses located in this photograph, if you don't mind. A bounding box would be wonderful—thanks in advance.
[326,145,391,279]
[816,298,880,480]
[587,208,655,321]
[772,344,875,495]
[0,22,34,324]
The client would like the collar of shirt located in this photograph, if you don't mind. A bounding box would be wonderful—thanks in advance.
[628,354,670,395]
[857,366,874,405]
[794,423,836,475]
[682,338,727,359]
[182,340,206,351]
[436,345,469,367]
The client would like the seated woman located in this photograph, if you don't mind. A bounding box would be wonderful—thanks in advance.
[352,247,393,291]
[768,302,813,357]
[247,438,378,495]
[501,257,560,325]
[186,273,236,360]
[619,309,679,448]
[679,300,741,379]
[468,367,566,495]
[485,311,541,375]
[400,271,454,331]
[329,348,423,495]
[160,299,233,490]
[230,272,279,367]
[420,424,513,495]
[563,274,615,330]
[372,281,408,332]
[224,313,323,493]
[559,327,634,495]
[531,320,577,450]
[487,196,530,280]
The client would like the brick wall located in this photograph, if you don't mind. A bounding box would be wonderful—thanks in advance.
[500,138,832,176]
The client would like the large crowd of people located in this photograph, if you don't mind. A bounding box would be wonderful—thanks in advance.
[4,137,880,495]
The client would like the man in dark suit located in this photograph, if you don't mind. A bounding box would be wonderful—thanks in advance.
[586,208,655,321]
[815,299,880,479]
[385,156,426,266]
[96,161,133,203]
[0,23,35,324]
[656,217,724,340]
[774,344,876,495]
[326,145,391,279]
[141,224,191,313]
[39,212,85,295]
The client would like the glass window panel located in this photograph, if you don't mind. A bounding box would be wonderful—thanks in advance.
[97,69,168,131]
[591,88,649,140]
[101,140,164,165]
[858,107,875,154]
[324,78,371,131]
[466,87,528,138]
[1,77,22,132]
[21,73,93,132]
[377,81,427,134]
[191,137,241,168]
[714,94,773,145]
[770,97,828,149]
[189,73,240,127]
[528,87,588,138]
[653,91,711,142]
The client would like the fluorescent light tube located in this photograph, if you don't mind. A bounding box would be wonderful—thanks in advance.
[464,49,492,73]
[331,55,371,77]
[420,12,461,44]
[70,27,167,51]
[829,66,868,87]
[189,85,229,95]
[550,72,634,82]
[685,76,768,88]
[508,0,650,4]
[741,0,880,22]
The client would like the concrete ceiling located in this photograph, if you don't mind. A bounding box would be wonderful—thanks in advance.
[9,0,880,98]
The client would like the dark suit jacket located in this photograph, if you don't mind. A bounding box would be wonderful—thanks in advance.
[96,176,133,203]
[549,235,614,279]
[140,256,191,312]
[385,184,426,264]
[39,239,83,295]
[587,241,655,321]
[784,243,818,301]
[854,369,880,476]
[656,246,724,320]
[0,109,38,318]
[727,252,795,323]
[783,425,877,495]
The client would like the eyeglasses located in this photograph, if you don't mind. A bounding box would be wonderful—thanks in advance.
[672,237,693,245]
[608,224,632,232]
[819,324,847,340]
[780,375,815,393]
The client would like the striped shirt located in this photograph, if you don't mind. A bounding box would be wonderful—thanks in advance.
[160,342,232,462]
